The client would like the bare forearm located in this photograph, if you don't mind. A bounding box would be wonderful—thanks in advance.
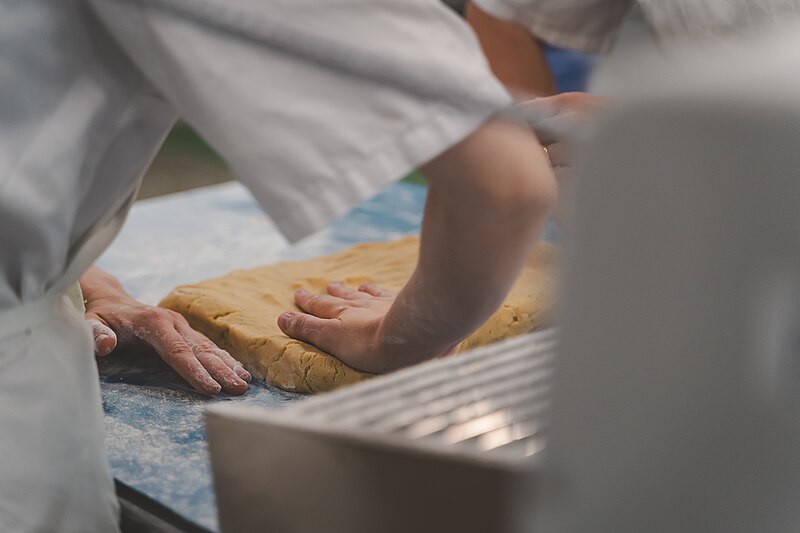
[276,120,555,373]
[373,119,556,370]
[466,1,557,97]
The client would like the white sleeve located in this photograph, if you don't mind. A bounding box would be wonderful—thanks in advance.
[474,0,634,53]
[88,0,512,241]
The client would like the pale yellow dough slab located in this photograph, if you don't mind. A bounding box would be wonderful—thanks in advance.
[160,236,558,394]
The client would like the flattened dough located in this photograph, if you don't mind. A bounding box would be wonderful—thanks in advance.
[160,236,558,393]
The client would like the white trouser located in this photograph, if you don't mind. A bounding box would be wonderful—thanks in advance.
[0,294,120,532]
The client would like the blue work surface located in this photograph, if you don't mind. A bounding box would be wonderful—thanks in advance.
[97,181,427,532]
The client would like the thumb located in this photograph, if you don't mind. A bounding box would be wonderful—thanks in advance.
[85,314,118,357]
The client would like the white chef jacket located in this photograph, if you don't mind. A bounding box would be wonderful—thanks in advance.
[473,0,800,52]
[0,0,510,530]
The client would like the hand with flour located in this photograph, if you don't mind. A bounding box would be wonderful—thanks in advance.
[80,266,251,395]
[279,119,556,373]
[278,282,460,374]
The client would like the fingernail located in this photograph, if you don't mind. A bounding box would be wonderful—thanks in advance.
[222,373,249,395]
[236,366,252,382]
[296,288,309,295]
[277,312,294,328]
[93,330,116,356]
[95,336,112,356]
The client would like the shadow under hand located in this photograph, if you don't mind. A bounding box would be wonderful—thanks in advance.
[96,345,213,399]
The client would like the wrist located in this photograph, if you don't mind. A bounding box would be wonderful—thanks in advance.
[79,267,135,305]
[372,292,464,373]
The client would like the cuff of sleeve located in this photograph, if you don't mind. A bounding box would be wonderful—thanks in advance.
[247,85,513,243]
[473,0,620,53]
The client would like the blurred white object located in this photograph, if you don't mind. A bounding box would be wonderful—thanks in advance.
[539,27,800,533]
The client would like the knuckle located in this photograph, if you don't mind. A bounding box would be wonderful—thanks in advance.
[194,339,218,352]
[166,342,194,359]
[163,309,183,321]
[215,347,233,359]
[139,307,168,322]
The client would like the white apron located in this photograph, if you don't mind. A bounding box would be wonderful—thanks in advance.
[0,297,119,531]
[0,189,138,532]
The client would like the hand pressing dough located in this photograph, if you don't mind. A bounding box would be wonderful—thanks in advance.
[160,236,558,394]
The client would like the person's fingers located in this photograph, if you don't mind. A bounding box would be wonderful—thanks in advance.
[326,282,364,300]
[133,315,222,395]
[84,315,118,356]
[191,346,249,395]
[176,325,248,395]
[175,322,252,383]
[214,349,252,383]
[358,284,392,297]
[517,96,562,120]
[531,92,609,116]
[277,312,338,352]
[519,93,605,144]
[294,288,347,318]
[516,98,567,145]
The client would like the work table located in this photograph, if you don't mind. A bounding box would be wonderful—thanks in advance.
[97,179,558,531]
